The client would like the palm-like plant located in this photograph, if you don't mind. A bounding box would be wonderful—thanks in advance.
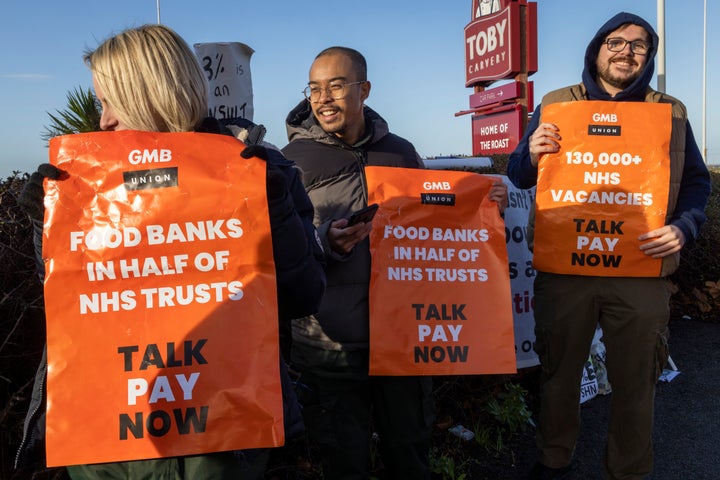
[41,86,101,144]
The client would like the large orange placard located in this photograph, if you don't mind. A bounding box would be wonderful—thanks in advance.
[366,166,516,376]
[534,101,671,276]
[43,131,283,466]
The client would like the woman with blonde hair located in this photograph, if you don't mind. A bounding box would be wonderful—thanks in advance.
[84,24,208,133]
[17,24,325,480]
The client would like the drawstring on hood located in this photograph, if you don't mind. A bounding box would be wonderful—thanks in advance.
[582,12,659,101]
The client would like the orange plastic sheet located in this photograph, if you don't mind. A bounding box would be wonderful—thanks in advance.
[366,166,516,376]
[42,131,283,466]
[534,101,671,276]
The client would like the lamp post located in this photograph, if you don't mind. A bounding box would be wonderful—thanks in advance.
[702,0,707,162]
[656,0,665,93]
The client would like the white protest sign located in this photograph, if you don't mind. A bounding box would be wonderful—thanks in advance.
[501,176,539,368]
[194,42,254,121]
[580,357,599,404]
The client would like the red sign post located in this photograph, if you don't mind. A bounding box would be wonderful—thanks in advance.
[464,80,534,111]
[465,3,520,86]
[459,0,538,156]
[471,105,523,155]
[469,81,521,109]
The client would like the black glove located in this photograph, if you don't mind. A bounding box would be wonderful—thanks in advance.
[18,163,63,221]
[265,164,291,206]
[240,144,269,162]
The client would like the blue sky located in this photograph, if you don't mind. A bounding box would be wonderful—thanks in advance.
[1,1,717,177]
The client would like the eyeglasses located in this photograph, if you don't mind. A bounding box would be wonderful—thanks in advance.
[303,81,365,102]
[603,37,650,55]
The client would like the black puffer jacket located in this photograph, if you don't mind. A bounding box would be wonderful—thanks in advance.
[282,101,424,351]
[210,117,327,322]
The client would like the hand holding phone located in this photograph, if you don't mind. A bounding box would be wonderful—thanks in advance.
[347,203,379,226]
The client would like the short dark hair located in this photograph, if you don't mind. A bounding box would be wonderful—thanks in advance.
[315,46,367,81]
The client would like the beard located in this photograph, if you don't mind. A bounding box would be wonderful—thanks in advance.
[596,56,643,91]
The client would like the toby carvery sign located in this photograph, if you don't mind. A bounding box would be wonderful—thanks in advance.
[42,131,283,466]
[365,166,516,376]
[533,101,672,277]
[465,0,522,85]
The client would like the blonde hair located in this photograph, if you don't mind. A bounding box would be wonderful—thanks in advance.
[84,24,208,132]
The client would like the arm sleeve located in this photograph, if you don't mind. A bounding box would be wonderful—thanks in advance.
[669,121,711,243]
[31,218,45,282]
[507,108,541,189]
[266,150,326,321]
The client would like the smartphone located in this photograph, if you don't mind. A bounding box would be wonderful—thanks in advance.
[347,203,379,226]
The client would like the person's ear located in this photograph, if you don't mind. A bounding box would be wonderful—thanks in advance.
[360,81,371,102]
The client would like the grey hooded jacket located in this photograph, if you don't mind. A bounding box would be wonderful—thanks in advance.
[283,101,424,351]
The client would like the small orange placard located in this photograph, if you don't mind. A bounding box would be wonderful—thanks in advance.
[366,166,516,376]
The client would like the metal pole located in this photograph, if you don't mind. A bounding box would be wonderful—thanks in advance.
[656,0,666,92]
[156,0,161,24]
[702,0,707,162]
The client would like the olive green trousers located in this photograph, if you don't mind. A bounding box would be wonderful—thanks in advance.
[533,272,670,480]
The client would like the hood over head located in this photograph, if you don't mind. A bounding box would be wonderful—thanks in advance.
[582,12,658,101]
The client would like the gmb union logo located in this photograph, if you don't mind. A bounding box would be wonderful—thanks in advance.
[123,149,178,190]
[421,181,456,206]
[588,112,621,136]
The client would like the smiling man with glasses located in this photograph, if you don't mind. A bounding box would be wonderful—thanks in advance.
[297,50,371,146]
[596,24,651,95]
[507,12,710,480]
[282,47,432,479]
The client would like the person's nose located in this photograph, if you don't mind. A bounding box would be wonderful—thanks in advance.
[99,109,119,131]
[317,86,334,103]
[619,41,635,55]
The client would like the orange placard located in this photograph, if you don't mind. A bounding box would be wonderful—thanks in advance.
[43,131,283,466]
[366,166,516,376]
[534,101,671,276]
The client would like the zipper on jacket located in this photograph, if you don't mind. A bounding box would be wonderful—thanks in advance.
[15,355,46,469]
[354,150,369,205]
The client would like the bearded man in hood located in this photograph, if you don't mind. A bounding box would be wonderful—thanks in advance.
[508,12,710,480]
